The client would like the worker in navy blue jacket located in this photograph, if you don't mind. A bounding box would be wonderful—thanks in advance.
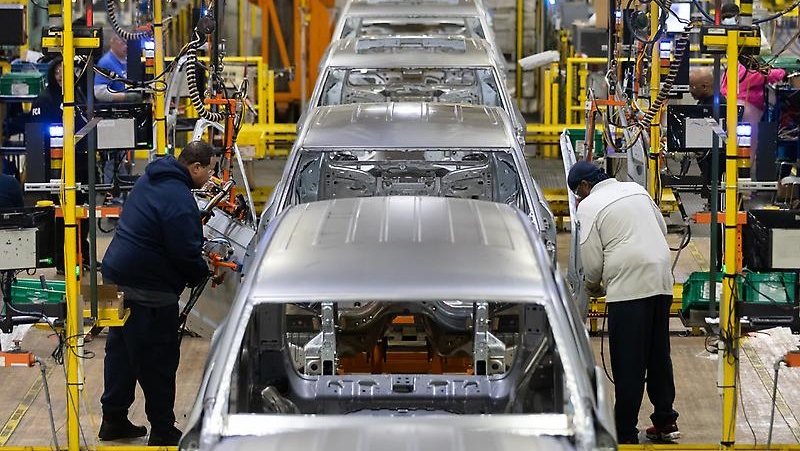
[0,172,23,209]
[99,141,214,446]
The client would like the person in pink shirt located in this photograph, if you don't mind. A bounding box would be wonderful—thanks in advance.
[722,62,786,175]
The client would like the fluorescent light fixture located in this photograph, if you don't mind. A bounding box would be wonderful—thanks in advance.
[736,123,752,137]
[49,125,64,137]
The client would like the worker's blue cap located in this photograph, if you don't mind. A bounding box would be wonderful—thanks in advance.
[567,161,608,191]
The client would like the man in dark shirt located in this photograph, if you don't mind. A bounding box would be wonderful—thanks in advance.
[689,67,726,201]
[0,172,23,209]
[99,141,214,446]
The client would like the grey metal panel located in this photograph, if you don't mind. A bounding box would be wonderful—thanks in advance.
[302,103,512,149]
[326,37,494,68]
[249,197,546,303]
[215,416,575,451]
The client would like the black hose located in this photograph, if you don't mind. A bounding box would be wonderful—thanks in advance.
[105,0,153,41]
[186,32,226,122]
[178,275,210,345]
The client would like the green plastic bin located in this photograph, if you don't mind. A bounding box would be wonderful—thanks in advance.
[682,271,743,312]
[742,271,797,304]
[10,279,66,304]
[0,72,44,96]
[564,128,604,159]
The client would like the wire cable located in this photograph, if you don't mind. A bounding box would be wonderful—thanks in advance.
[106,0,153,40]
[35,358,60,451]
[186,31,226,122]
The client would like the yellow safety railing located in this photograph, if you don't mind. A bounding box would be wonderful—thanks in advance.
[530,56,723,152]
[135,56,296,160]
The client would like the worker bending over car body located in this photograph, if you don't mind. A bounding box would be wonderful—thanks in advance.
[568,161,680,445]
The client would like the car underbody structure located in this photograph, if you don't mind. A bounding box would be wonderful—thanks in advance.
[231,301,565,416]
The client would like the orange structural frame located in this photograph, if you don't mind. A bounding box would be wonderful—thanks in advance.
[693,211,747,273]
[255,0,334,108]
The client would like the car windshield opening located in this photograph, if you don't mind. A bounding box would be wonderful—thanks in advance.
[320,68,501,106]
[287,149,528,212]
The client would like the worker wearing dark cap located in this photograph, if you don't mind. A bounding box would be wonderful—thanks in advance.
[567,161,679,445]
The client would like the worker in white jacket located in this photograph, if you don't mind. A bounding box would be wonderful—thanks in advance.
[568,161,680,445]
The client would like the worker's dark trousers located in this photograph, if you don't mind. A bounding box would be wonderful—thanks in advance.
[607,295,679,442]
[101,302,180,434]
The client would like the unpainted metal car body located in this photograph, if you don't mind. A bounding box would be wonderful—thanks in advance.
[179,196,617,451]
[332,0,505,71]
[307,36,523,142]
[252,101,555,270]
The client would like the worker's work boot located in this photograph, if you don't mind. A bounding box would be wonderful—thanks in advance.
[98,416,147,440]
[147,425,182,446]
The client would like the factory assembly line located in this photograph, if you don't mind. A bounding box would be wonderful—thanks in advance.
[0,0,799,449]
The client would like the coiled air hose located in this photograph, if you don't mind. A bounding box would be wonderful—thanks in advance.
[186,31,227,122]
[641,33,690,127]
[106,0,153,41]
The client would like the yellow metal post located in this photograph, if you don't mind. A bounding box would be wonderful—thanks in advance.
[267,70,276,124]
[59,3,81,451]
[720,30,740,449]
[258,62,267,125]
[550,62,560,158]
[543,67,551,128]
[565,61,574,126]
[515,0,523,106]
[648,4,661,198]
[154,0,167,156]
[268,69,276,155]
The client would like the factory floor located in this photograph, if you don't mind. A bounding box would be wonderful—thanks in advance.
[0,156,798,448]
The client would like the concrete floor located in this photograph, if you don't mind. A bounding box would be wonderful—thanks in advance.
[0,156,798,448]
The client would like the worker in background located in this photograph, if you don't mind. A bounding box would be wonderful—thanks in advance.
[31,56,92,274]
[0,171,23,209]
[567,161,679,445]
[99,140,214,446]
[689,67,727,202]
[95,34,139,190]
[719,2,786,176]
[689,67,714,105]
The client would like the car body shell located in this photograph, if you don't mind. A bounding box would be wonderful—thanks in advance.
[180,196,616,451]
[307,36,522,141]
[331,0,505,70]
[251,102,555,273]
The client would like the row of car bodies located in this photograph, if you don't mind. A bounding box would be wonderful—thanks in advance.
[185,1,609,450]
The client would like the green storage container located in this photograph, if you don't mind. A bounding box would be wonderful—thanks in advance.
[756,55,800,72]
[682,271,743,312]
[10,279,66,304]
[742,271,797,304]
[0,72,44,97]
[565,128,604,159]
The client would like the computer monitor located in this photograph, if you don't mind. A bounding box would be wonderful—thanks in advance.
[0,207,56,269]
[94,102,154,150]
[666,104,744,151]
[0,4,25,46]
